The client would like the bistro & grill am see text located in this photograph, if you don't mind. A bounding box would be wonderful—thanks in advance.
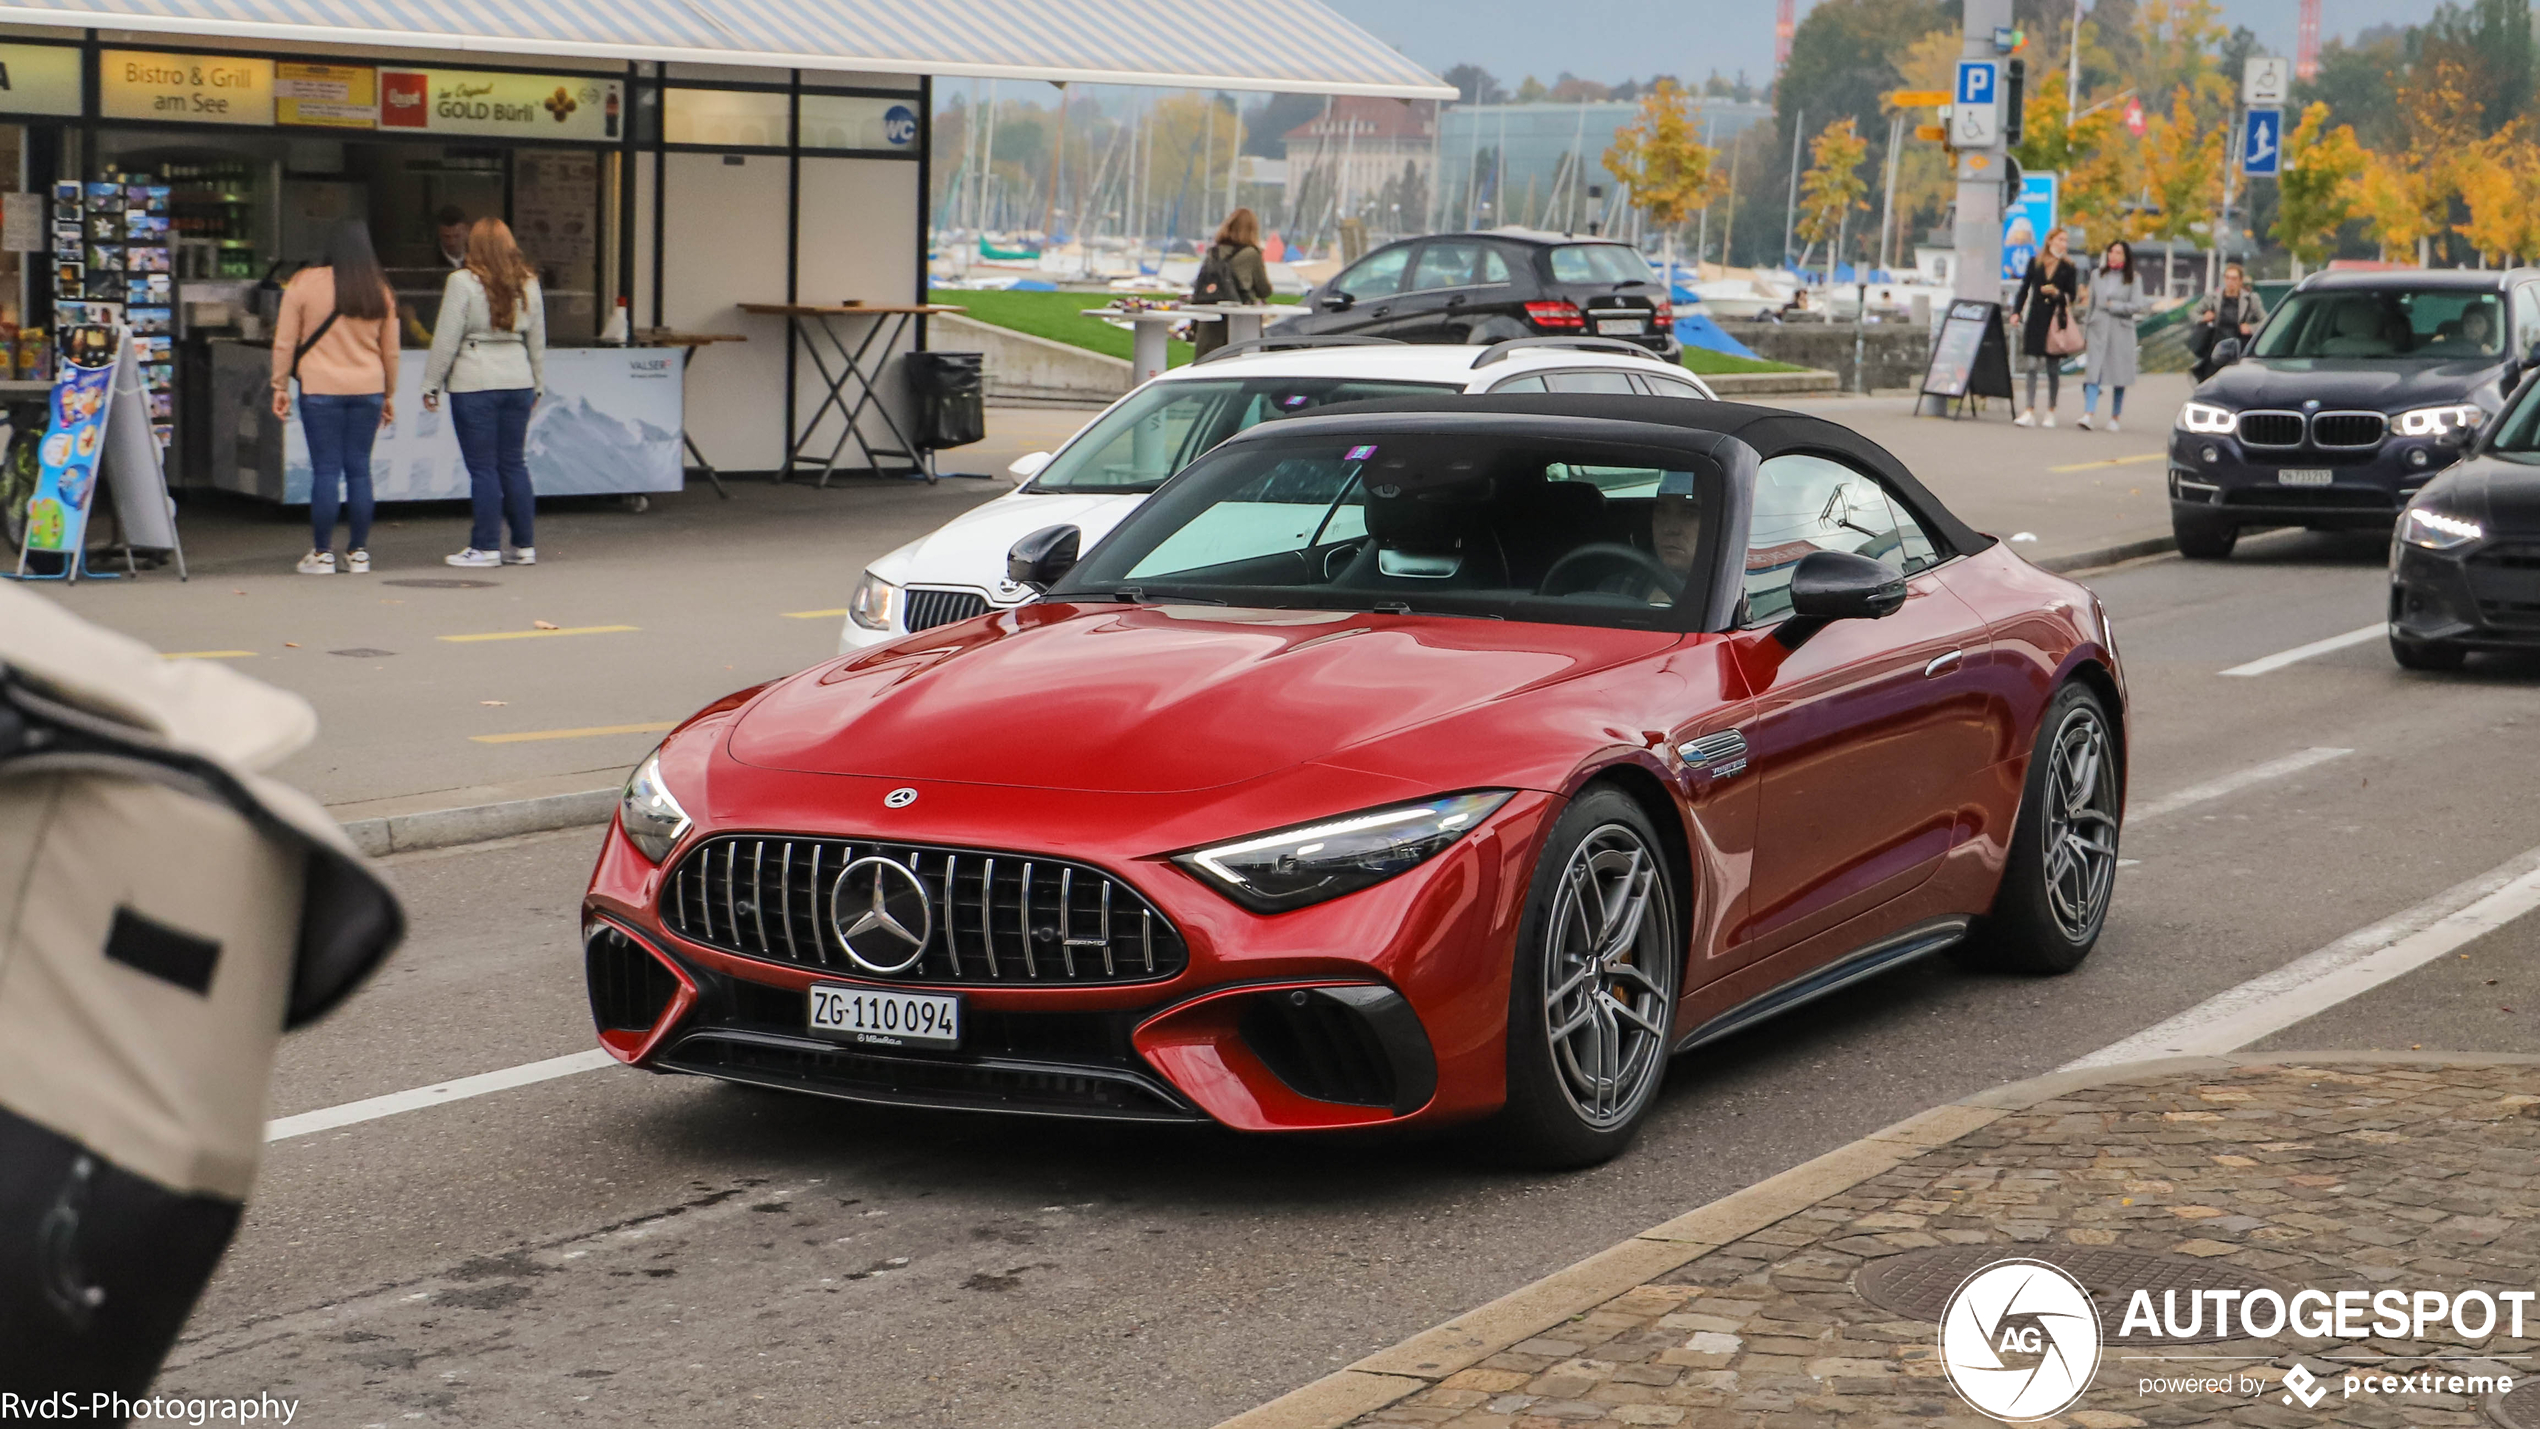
[120,56,259,115]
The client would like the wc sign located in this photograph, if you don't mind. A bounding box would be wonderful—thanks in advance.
[883,104,917,147]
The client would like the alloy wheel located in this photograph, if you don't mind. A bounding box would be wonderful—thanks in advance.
[2040,705,2120,941]
[1541,825,1674,1129]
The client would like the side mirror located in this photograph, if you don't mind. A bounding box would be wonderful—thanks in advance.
[2437,423,2476,451]
[1776,550,1908,650]
[1318,290,1355,313]
[1007,450,1053,481]
[1007,524,1081,591]
[2210,336,2245,366]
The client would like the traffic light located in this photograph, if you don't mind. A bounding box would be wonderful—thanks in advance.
[2003,155,2025,210]
[2004,59,2025,146]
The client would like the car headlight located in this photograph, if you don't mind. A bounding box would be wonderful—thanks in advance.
[620,750,692,863]
[2399,505,2484,551]
[2395,404,2486,437]
[2177,402,2237,435]
[1175,790,1515,913]
[848,570,901,631]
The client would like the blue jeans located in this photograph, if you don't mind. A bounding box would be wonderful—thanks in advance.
[452,387,538,551]
[2082,382,2127,417]
[302,392,384,551]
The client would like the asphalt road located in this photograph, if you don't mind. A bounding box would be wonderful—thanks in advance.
[147,525,2540,1428]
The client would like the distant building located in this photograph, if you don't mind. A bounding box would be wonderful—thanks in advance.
[1281,96,1440,240]
[1437,99,1771,235]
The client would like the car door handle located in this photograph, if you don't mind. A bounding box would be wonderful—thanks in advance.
[1923,649,1965,678]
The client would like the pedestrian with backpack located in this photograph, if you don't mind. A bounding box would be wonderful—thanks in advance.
[270,220,398,575]
[1188,207,1273,359]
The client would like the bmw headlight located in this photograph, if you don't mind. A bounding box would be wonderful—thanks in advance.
[1176,791,1515,913]
[2177,402,2236,434]
[2396,404,2485,438]
[848,570,901,631]
[2400,505,2484,551]
[620,750,692,863]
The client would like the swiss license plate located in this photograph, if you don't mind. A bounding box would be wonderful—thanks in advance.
[809,983,960,1050]
[1594,318,1646,336]
[2276,469,2333,486]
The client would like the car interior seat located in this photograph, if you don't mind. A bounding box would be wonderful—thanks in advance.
[1496,478,1612,585]
[1333,479,1510,589]
[2316,299,2394,357]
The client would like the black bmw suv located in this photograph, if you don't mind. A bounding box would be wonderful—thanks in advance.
[2169,268,2540,558]
[1278,230,1682,359]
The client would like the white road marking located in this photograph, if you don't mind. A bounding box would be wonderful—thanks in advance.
[2128,747,2352,826]
[2219,622,2383,677]
[265,1049,617,1142]
[2066,841,2540,1069]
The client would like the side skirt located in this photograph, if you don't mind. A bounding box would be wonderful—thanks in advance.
[1671,916,1972,1054]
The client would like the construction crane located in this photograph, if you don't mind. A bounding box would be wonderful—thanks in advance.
[2296,0,2320,79]
[1776,0,1796,71]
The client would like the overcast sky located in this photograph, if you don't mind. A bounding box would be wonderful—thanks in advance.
[1318,1,2440,91]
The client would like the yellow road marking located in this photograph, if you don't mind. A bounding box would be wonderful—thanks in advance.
[2049,452,2168,473]
[438,624,640,643]
[161,650,256,660]
[782,608,849,619]
[469,721,676,745]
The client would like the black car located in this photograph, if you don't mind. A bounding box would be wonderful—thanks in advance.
[2387,371,2540,669]
[2168,268,2540,558]
[1279,230,1682,359]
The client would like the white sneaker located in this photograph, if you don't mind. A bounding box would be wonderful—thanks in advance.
[503,546,537,566]
[444,547,501,568]
[296,549,335,575]
[2106,418,2121,433]
[345,549,371,574]
[2076,413,2094,430]
[2014,409,2036,428]
[2042,413,2058,429]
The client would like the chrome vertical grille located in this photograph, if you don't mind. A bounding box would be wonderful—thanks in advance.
[662,834,1185,985]
[903,587,992,632]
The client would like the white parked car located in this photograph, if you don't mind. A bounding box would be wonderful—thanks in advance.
[840,338,1717,652]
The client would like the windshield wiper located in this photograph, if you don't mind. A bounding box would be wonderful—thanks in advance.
[1108,586,1227,605]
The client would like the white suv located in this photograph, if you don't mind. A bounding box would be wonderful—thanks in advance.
[840,338,1715,651]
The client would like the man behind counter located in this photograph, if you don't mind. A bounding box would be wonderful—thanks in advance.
[435,206,469,269]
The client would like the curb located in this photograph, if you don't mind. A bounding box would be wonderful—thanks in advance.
[1699,369,1841,397]
[2031,533,2178,575]
[1212,1050,2540,1429]
[338,787,616,857]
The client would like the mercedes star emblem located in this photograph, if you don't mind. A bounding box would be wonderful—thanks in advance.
[830,857,933,974]
[885,787,919,808]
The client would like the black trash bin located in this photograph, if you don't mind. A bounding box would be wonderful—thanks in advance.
[907,351,985,451]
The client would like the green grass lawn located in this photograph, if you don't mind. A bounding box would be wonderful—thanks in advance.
[934,288,1810,376]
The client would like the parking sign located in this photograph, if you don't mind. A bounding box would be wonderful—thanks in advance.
[1953,60,1999,147]
[2242,108,2282,176]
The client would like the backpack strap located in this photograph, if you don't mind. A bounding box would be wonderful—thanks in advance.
[289,310,339,380]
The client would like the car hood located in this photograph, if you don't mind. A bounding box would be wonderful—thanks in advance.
[868,489,1147,593]
[2199,358,2506,413]
[729,603,1678,793]
[2415,454,2540,534]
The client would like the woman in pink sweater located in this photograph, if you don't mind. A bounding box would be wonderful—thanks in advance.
[271,221,398,575]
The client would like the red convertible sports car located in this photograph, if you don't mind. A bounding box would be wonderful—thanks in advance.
[584,395,2126,1166]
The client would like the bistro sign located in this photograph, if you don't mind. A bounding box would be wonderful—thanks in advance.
[100,51,274,125]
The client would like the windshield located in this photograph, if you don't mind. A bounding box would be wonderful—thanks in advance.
[2253,288,2506,360]
[1550,245,1657,285]
[1028,377,1463,494]
[2485,375,2540,462]
[1047,432,1719,630]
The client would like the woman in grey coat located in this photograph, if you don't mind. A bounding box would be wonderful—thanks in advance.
[2078,239,2145,431]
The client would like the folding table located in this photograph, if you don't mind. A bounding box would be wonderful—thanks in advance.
[634,329,744,499]
[739,302,964,487]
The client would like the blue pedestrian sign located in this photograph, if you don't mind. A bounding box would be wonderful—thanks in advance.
[1956,60,1997,106]
[2243,108,2282,176]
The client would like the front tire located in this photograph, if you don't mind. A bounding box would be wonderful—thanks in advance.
[1954,683,2121,975]
[1494,788,1680,1168]
[2173,507,2238,560]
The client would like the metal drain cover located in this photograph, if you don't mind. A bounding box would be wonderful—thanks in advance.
[381,578,498,589]
[1855,1244,2296,1344]
[2490,1379,2540,1428]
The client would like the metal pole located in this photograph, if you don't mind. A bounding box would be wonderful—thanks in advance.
[1953,0,2012,302]
[2067,0,2084,114]
[1878,112,1902,275]
[1696,107,1713,264]
[1782,107,1804,270]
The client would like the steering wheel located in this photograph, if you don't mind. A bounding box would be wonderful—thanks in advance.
[1537,542,1680,599]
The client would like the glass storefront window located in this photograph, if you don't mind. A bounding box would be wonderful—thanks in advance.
[664,88,790,148]
[799,93,921,153]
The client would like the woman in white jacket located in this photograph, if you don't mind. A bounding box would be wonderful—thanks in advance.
[425,219,546,567]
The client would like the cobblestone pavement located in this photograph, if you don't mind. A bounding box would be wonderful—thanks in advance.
[1325,1060,2540,1429]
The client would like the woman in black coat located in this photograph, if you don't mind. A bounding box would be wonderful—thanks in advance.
[2011,226,2078,427]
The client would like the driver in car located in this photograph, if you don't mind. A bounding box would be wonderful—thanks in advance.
[1577,473,1702,607]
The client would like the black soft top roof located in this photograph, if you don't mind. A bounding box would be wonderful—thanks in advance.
[1280,392,1998,558]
